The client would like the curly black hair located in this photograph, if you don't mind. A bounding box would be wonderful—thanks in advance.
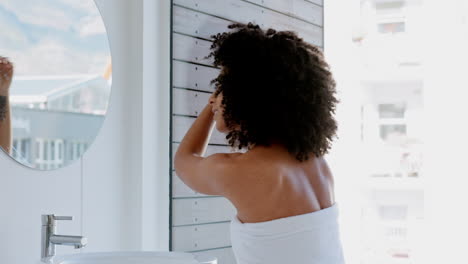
[208,23,340,162]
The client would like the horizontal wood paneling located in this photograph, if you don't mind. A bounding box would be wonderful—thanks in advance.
[172,115,227,145]
[174,0,264,25]
[172,60,219,92]
[173,88,211,116]
[192,247,236,264]
[173,5,232,40]
[173,33,214,66]
[172,197,236,226]
[244,0,323,26]
[306,0,323,7]
[174,0,323,47]
[172,222,232,251]
[292,0,323,25]
[261,7,323,46]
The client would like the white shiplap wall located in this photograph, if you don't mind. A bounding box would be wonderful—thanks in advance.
[170,1,324,263]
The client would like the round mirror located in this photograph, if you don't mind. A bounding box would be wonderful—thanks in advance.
[0,0,111,170]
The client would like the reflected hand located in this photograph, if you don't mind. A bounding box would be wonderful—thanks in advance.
[0,57,14,96]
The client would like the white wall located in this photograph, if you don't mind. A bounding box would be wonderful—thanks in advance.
[0,0,171,263]
[421,0,468,263]
[324,1,364,264]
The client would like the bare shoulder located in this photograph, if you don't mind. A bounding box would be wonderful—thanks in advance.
[204,152,249,194]
[205,152,244,162]
[200,151,246,177]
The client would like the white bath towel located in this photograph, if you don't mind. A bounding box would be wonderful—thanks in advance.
[230,202,345,264]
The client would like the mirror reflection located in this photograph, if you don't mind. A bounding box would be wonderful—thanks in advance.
[0,0,111,170]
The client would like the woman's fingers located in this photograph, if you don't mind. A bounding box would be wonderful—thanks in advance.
[0,57,13,67]
[0,57,14,93]
[0,57,10,64]
[0,57,13,81]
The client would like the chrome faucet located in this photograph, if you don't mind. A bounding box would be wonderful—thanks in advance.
[41,215,87,262]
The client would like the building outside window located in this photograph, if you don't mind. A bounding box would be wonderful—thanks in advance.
[327,0,424,263]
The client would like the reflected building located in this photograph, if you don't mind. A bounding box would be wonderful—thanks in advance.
[353,0,424,263]
[9,74,111,170]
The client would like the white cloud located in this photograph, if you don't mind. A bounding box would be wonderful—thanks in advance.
[56,0,100,15]
[0,15,29,49]
[0,0,75,31]
[6,38,110,76]
[0,0,110,75]
[76,15,107,38]
[0,0,104,33]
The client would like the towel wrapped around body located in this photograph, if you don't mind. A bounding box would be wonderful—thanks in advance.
[230,202,346,264]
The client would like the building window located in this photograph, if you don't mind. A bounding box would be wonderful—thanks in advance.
[34,138,65,170]
[380,124,406,140]
[378,103,406,118]
[378,205,408,221]
[378,21,406,34]
[378,102,407,140]
[375,0,405,11]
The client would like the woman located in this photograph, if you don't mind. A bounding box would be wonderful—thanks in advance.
[174,23,345,264]
[0,56,13,154]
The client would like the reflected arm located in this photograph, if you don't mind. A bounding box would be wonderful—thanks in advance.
[0,95,11,154]
[0,57,13,154]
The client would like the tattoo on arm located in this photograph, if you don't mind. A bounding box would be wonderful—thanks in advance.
[0,96,8,122]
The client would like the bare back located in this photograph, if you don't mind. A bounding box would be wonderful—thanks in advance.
[223,145,336,223]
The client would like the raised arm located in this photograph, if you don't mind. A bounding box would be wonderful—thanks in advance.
[174,95,237,196]
[0,57,13,154]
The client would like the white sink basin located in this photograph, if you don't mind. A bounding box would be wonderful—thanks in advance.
[45,251,217,264]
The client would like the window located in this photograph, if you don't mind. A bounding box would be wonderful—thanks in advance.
[378,103,406,118]
[34,138,65,169]
[378,22,406,33]
[12,138,32,164]
[375,1,405,11]
[378,205,408,221]
[44,140,49,161]
[374,0,406,34]
[51,141,55,161]
[326,0,433,262]
[20,139,29,159]
[378,103,407,140]
[380,124,406,140]
[58,142,63,160]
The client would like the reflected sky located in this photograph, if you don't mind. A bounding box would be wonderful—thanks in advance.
[0,0,110,76]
